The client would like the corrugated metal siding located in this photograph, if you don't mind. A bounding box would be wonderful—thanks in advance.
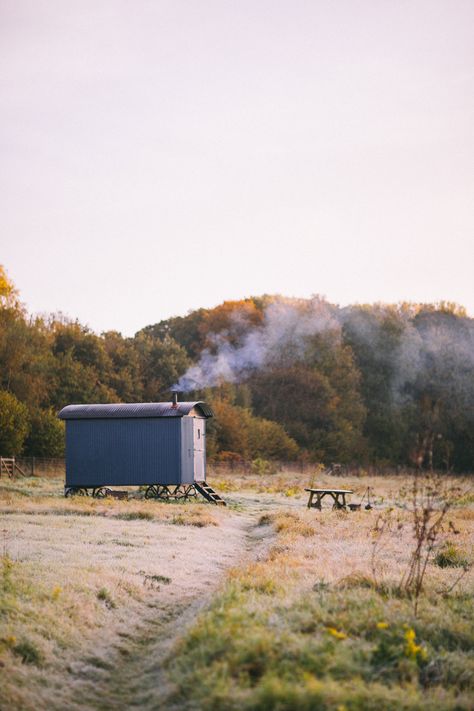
[65,418,181,487]
[59,401,213,420]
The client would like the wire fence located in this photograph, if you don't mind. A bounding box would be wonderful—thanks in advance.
[206,461,427,477]
[208,459,311,475]
[9,457,65,478]
[1,456,465,480]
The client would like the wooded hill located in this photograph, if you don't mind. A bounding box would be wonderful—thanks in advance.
[1,265,473,471]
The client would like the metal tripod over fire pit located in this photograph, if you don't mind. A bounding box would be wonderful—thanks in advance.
[347,486,374,511]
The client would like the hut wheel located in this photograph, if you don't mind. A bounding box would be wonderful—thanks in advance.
[157,485,171,500]
[145,485,159,499]
[144,485,157,499]
[93,487,111,498]
[173,486,187,500]
[180,485,197,501]
[65,487,89,497]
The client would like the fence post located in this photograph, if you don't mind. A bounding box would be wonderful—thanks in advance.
[32,457,35,477]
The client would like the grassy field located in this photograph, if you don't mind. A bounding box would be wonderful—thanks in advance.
[1,470,473,710]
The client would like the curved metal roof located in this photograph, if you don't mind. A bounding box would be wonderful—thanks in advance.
[58,401,213,420]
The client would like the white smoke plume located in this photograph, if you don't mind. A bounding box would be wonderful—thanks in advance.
[173,297,340,391]
[173,298,474,408]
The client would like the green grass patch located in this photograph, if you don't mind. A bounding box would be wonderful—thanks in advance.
[12,639,43,665]
[166,564,474,710]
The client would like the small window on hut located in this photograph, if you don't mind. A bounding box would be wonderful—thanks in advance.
[198,429,201,439]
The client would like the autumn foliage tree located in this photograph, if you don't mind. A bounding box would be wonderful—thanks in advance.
[0,390,29,455]
[0,264,473,469]
[207,397,298,461]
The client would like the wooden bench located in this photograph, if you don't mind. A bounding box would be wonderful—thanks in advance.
[305,488,354,510]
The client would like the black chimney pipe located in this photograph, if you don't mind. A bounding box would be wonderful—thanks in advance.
[171,392,178,407]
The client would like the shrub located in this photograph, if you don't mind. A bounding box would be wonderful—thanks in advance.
[251,458,277,476]
[12,639,43,665]
[97,587,116,609]
[434,543,470,569]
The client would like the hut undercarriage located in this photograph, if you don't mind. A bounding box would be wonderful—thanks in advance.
[64,481,226,505]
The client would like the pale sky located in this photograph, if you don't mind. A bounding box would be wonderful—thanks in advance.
[1,1,473,335]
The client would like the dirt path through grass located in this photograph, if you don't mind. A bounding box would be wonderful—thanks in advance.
[59,496,280,711]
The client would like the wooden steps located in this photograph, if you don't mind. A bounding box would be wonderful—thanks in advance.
[195,481,226,506]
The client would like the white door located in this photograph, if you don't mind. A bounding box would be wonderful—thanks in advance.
[193,419,205,480]
[193,419,204,450]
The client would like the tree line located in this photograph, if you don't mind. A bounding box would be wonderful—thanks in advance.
[1,265,473,471]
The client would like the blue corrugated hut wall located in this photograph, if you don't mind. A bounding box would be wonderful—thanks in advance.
[65,418,183,487]
[58,402,212,487]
